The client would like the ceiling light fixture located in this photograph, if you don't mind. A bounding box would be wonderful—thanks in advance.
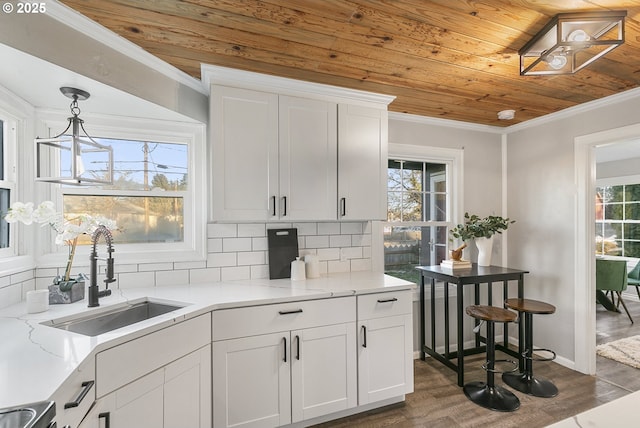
[519,11,626,76]
[35,87,113,185]
[498,109,515,120]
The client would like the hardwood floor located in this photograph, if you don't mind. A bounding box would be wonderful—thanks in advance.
[315,296,640,427]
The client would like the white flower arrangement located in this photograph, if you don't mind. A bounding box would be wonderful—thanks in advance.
[4,201,116,283]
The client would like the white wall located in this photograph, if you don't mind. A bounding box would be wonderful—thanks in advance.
[506,93,640,365]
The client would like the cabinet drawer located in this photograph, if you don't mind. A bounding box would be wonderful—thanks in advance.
[96,313,211,397]
[50,356,95,428]
[357,291,412,320]
[213,297,355,341]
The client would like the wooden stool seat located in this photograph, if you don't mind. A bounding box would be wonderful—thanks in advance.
[504,298,555,315]
[502,298,558,398]
[466,305,517,323]
[463,304,520,412]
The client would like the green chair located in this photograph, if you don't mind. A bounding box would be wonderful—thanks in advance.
[596,259,633,323]
[627,260,640,300]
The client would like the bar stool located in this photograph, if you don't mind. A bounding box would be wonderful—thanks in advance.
[464,305,520,412]
[503,298,558,398]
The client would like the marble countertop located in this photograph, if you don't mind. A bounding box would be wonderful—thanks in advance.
[546,390,639,427]
[0,271,413,409]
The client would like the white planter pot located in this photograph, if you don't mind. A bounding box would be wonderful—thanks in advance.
[475,236,494,266]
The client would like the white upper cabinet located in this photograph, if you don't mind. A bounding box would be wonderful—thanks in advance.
[338,104,388,221]
[278,96,337,220]
[206,65,394,222]
[211,86,279,222]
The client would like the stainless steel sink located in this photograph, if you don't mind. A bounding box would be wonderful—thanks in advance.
[0,401,54,428]
[0,408,35,428]
[43,300,188,336]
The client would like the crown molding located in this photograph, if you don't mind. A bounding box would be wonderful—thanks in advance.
[388,111,504,134]
[47,0,206,95]
[201,64,396,107]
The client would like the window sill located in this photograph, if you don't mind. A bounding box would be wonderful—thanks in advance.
[0,255,36,277]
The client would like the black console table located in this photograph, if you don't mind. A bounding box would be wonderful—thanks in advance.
[417,264,529,386]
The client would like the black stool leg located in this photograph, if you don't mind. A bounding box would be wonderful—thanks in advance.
[503,312,558,398]
[464,321,520,412]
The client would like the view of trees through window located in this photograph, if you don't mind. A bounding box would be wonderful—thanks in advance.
[596,184,640,257]
[384,159,449,284]
[63,138,188,245]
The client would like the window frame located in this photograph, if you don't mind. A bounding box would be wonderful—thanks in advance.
[373,144,463,273]
[596,174,640,259]
[35,111,207,268]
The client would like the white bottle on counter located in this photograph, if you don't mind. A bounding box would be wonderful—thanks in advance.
[304,254,320,279]
[291,257,306,281]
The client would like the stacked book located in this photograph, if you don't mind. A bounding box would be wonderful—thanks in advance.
[440,259,472,269]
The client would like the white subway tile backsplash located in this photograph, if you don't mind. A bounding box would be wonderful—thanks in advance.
[210,223,238,238]
[318,222,340,235]
[340,222,363,234]
[293,223,317,236]
[156,269,189,286]
[223,237,252,252]
[252,237,268,251]
[329,235,351,248]
[118,271,155,288]
[208,238,223,253]
[237,251,266,266]
[5,219,373,305]
[250,265,269,279]
[221,266,251,281]
[238,223,266,237]
[305,235,330,248]
[190,267,221,284]
[208,253,237,268]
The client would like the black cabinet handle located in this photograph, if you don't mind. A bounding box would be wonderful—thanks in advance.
[377,297,398,303]
[296,335,300,360]
[362,325,367,348]
[64,380,94,409]
[340,198,346,217]
[283,337,287,362]
[282,196,287,216]
[278,309,303,315]
[99,412,110,428]
[271,196,276,216]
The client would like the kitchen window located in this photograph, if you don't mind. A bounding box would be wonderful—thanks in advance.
[382,145,462,284]
[41,114,206,264]
[596,183,640,257]
[0,115,16,258]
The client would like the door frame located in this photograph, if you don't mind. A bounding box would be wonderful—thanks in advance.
[574,122,640,374]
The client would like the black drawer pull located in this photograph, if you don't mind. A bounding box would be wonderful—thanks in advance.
[64,380,94,409]
[362,325,367,348]
[377,297,398,303]
[283,336,287,362]
[99,411,110,428]
[278,309,303,315]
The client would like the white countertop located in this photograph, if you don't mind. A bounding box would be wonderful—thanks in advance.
[0,271,413,408]
[546,390,639,427]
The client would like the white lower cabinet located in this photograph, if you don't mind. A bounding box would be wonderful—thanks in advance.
[79,345,211,428]
[357,291,414,405]
[212,297,357,428]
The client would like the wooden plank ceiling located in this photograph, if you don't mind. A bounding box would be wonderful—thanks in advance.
[60,0,640,127]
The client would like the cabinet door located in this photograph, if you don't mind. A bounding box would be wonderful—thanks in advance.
[291,323,357,423]
[279,96,337,220]
[81,370,164,428]
[211,85,279,221]
[338,104,388,220]
[358,314,413,405]
[164,345,212,428]
[213,333,292,428]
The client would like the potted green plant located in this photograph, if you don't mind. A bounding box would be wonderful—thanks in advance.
[449,212,514,266]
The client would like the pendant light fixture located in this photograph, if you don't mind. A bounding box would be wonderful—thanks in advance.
[35,87,113,185]
[519,11,626,76]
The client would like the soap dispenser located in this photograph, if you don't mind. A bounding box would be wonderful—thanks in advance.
[290,257,306,281]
